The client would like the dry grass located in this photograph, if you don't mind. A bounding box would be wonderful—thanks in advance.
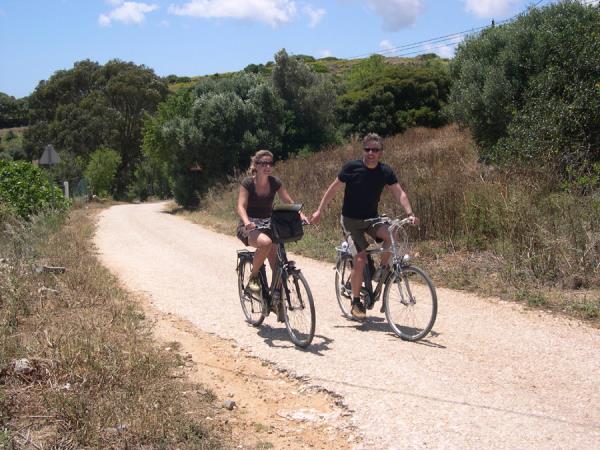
[0,206,226,448]
[190,125,600,324]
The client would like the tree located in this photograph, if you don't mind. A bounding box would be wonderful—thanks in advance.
[23,59,168,196]
[446,1,600,187]
[143,74,285,206]
[84,147,122,197]
[272,49,338,155]
[0,130,26,161]
[0,93,28,128]
[337,55,450,137]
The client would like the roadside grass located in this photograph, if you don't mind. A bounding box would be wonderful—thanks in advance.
[0,205,226,448]
[184,125,600,326]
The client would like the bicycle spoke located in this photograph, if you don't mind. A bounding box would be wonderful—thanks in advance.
[283,272,315,348]
[334,256,354,319]
[384,266,437,341]
[237,259,265,327]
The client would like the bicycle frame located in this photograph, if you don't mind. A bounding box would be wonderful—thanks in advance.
[341,216,412,309]
[237,242,301,314]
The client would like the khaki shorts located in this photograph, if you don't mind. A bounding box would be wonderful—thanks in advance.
[340,216,384,254]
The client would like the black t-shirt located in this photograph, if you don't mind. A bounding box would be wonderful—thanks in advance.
[241,176,282,218]
[337,160,398,219]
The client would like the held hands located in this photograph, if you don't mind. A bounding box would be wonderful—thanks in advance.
[244,222,256,231]
[310,209,322,225]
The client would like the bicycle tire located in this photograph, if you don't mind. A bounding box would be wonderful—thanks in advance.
[334,255,354,320]
[237,259,265,327]
[383,265,437,341]
[282,271,316,348]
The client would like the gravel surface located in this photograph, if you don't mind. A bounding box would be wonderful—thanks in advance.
[94,202,600,449]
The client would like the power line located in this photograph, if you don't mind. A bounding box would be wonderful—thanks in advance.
[346,0,555,61]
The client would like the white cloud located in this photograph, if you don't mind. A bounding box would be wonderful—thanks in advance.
[319,49,332,57]
[423,35,463,59]
[168,0,298,27]
[99,2,159,27]
[99,14,111,26]
[379,39,395,53]
[367,0,424,31]
[303,5,325,28]
[464,0,518,18]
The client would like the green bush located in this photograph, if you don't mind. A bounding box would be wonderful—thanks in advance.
[0,160,69,219]
[337,54,450,137]
[447,1,600,186]
[84,147,122,197]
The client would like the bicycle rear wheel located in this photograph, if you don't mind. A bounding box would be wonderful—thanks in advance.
[282,271,315,348]
[334,256,354,319]
[237,259,265,327]
[383,265,437,341]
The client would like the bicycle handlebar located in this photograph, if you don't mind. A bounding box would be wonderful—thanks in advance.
[364,215,414,228]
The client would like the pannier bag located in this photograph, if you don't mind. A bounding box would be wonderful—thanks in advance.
[271,203,304,243]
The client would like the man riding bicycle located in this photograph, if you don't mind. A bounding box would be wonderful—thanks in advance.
[310,133,419,320]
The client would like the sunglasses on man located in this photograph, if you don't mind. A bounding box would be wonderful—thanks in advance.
[363,147,382,153]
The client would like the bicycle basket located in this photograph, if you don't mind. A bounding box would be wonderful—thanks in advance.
[271,204,303,243]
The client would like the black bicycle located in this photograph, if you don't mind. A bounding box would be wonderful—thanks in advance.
[334,215,437,341]
[236,205,316,348]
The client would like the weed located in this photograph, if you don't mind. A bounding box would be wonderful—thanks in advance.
[567,297,600,320]
[189,125,600,324]
[0,205,226,449]
[253,422,271,433]
[515,290,548,308]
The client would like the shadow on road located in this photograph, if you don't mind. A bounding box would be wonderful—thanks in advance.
[257,324,334,356]
[333,316,445,348]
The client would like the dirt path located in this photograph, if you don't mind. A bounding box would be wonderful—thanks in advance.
[94,202,600,449]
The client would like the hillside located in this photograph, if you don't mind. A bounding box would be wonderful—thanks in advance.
[165,53,449,91]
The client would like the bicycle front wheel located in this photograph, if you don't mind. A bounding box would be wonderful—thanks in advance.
[383,265,437,341]
[282,271,316,348]
[237,258,265,327]
[334,256,354,319]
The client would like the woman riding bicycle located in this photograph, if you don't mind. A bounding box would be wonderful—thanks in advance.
[236,149,307,294]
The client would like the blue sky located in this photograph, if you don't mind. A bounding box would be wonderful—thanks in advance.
[0,0,555,98]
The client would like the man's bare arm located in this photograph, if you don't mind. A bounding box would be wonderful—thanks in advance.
[310,178,345,224]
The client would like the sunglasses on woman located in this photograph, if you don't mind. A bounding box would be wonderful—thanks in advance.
[256,160,274,167]
[363,147,382,153]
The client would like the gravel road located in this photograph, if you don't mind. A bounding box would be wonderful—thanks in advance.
[94,202,600,449]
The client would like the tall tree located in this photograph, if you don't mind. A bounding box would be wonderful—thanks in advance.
[143,74,285,207]
[23,59,168,196]
[272,49,338,155]
[0,93,28,128]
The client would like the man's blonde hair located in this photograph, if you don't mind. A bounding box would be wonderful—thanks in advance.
[249,149,274,175]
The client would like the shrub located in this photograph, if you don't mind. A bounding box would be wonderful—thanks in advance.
[84,147,122,197]
[0,160,69,219]
[447,1,600,186]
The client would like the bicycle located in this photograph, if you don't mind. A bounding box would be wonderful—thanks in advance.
[236,205,316,348]
[334,215,437,341]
